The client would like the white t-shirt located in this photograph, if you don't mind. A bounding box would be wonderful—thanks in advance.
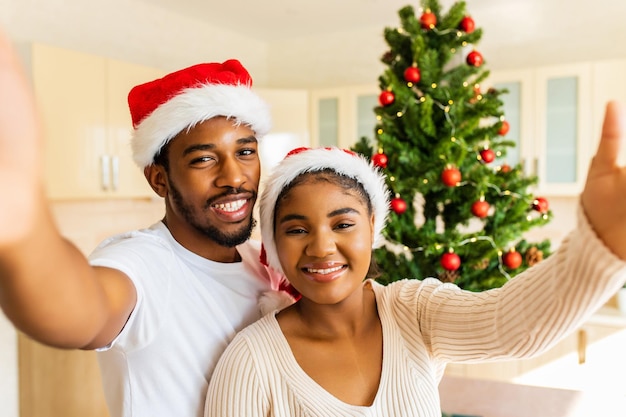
[89,221,275,417]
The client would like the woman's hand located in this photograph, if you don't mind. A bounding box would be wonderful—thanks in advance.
[582,101,626,260]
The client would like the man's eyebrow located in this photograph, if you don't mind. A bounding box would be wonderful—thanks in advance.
[183,143,215,156]
[182,136,258,156]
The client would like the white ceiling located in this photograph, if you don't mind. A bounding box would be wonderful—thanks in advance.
[6,0,623,89]
[141,0,626,87]
[146,0,616,43]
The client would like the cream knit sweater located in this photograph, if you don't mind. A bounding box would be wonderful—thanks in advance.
[205,208,626,417]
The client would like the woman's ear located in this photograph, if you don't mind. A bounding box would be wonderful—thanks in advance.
[370,214,376,244]
[144,164,168,198]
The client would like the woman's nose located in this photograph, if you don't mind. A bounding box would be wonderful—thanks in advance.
[305,229,336,258]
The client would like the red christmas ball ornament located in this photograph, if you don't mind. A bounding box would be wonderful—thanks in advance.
[503,249,523,269]
[404,65,421,84]
[459,16,475,33]
[532,197,549,214]
[466,50,483,67]
[390,196,407,214]
[441,166,462,187]
[498,120,510,136]
[441,251,461,271]
[420,10,437,30]
[479,148,495,163]
[372,152,388,168]
[500,164,511,173]
[471,199,490,218]
[379,90,395,107]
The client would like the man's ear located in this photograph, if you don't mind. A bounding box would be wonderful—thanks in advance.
[144,164,168,198]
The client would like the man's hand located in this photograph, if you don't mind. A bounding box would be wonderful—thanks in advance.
[581,101,626,260]
[0,30,43,246]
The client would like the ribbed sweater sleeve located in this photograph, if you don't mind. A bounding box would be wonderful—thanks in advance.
[204,335,269,416]
[401,203,626,363]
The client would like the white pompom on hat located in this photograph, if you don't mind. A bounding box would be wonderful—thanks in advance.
[128,59,272,168]
[259,147,390,275]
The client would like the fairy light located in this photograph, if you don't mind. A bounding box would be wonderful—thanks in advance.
[431,83,437,89]
[397,111,403,117]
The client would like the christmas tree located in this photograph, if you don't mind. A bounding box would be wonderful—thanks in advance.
[352,0,552,291]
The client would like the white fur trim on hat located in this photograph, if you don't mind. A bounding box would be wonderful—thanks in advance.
[131,83,272,168]
[259,147,390,275]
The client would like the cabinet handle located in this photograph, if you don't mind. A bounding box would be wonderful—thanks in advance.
[577,329,587,365]
[111,156,119,191]
[101,155,110,191]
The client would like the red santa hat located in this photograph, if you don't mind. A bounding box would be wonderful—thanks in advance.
[128,59,271,168]
[259,147,390,275]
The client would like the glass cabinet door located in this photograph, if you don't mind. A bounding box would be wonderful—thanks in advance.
[534,63,592,196]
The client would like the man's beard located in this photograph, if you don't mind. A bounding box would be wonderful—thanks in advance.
[169,181,256,248]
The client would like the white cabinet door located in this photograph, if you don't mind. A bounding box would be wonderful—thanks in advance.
[533,63,592,196]
[32,43,108,200]
[488,63,592,196]
[310,85,378,149]
[30,43,164,200]
[106,59,164,199]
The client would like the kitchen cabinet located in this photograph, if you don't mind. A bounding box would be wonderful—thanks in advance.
[486,63,593,196]
[310,85,378,149]
[18,333,109,417]
[29,43,165,200]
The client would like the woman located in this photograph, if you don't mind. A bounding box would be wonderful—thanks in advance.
[205,109,626,416]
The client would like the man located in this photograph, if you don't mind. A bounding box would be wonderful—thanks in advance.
[0,33,285,417]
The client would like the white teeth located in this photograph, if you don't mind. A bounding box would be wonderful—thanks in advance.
[306,265,343,275]
[213,199,246,212]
